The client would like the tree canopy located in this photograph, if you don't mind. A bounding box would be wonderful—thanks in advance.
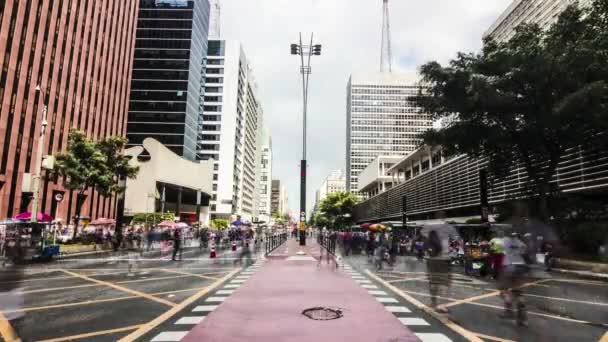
[313,192,359,229]
[418,1,608,219]
[55,129,139,196]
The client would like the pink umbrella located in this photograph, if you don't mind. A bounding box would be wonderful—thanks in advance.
[158,220,178,228]
[13,211,53,222]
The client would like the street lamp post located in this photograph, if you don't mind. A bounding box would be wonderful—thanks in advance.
[290,33,322,246]
[30,85,49,224]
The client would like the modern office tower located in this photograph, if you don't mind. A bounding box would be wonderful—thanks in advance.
[127,0,210,161]
[485,0,592,43]
[345,72,432,196]
[199,40,264,221]
[255,128,272,222]
[0,0,138,220]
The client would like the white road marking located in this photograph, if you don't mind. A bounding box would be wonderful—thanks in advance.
[355,279,372,284]
[216,289,234,295]
[399,317,430,326]
[377,297,399,303]
[415,333,453,342]
[224,284,240,289]
[175,316,205,325]
[361,284,378,289]
[385,306,411,313]
[151,331,188,341]
[192,305,218,312]
[368,290,389,296]
[205,296,227,302]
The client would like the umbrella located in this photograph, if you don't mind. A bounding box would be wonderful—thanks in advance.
[360,223,372,229]
[369,224,387,232]
[158,220,178,228]
[175,222,189,229]
[89,218,116,225]
[13,211,53,222]
[231,220,244,226]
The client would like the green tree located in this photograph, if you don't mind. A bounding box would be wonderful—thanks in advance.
[210,218,229,230]
[318,192,359,229]
[54,130,139,237]
[131,212,175,226]
[417,2,608,220]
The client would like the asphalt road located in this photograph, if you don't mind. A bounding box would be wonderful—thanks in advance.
[344,254,608,342]
[0,244,258,342]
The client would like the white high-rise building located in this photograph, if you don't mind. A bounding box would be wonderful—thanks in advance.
[485,0,592,43]
[255,128,272,222]
[314,170,346,210]
[346,72,432,196]
[199,40,265,221]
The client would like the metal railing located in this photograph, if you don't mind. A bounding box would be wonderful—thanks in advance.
[265,233,287,255]
[318,233,336,255]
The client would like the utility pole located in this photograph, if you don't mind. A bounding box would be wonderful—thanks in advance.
[30,85,49,223]
[290,33,322,246]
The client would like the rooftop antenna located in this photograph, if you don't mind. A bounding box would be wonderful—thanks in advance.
[380,0,393,72]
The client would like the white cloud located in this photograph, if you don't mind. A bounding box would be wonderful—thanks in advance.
[219,0,511,215]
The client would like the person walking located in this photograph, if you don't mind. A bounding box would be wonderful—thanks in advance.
[172,228,182,261]
[498,232,529,326]
[425,230,451,313]
[489,231,505,279]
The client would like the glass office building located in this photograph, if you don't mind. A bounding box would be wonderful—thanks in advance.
[127,0,210,160]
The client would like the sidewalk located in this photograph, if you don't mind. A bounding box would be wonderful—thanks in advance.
[181,238,419,342]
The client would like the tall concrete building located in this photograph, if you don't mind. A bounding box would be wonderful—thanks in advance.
[271,179,288,217]
[314,170,346,210]
[485,0,592,43]
[0,0,138,221]
[199,40,265,221]
[255,128,272,222]
[127,0,210,161]
[345,72,432,195]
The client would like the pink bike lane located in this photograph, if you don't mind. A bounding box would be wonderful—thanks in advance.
[181,238,419,342]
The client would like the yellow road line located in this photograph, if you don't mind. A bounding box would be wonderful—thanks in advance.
[1,287,207,314]
[119,268,240,342]
[59,270,176,307]
[444,279,547,308]
[398,288,601,325]
[387,276,427,283]
[365,269,484,342]
[473,332,515,342]
[524,293,608,306]
[0,310,21,342]
[598,331,608,342]
[37,324,142,342]
[160,268,221,281]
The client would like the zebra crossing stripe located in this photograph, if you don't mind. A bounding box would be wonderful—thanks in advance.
[385,305,411,313]
[376,297,399,303]
[192,305,218,312]
[175,316,205,325]
[415,333,453,342]
[205,296,227,302]
[399,317,430,326]
[151,331,188,341]
[368,290,389,296]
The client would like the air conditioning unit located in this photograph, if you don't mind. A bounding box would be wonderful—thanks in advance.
[21,173,32,192]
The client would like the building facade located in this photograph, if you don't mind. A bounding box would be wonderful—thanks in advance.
[199,40,265,221]
[484,0,592,43]
[255,128,272,222]
[314,170,347,210]
[271,179,288,217]
[0,0,138,221]
[346,72,432,196]
[126,0,210,161]
[357,156,401,199]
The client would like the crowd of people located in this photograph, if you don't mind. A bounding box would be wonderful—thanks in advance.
[330,225,549,327]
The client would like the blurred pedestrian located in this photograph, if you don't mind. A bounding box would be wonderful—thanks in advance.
[498,232,529,326]
[425,230,451,313]
[172,228,182,261]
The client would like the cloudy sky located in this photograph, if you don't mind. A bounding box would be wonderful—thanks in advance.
[219,0,511,216]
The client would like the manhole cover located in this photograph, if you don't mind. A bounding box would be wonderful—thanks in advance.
[302,307,343,320]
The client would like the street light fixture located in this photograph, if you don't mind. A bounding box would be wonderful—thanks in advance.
[290,33,322,246]
[30,85,49,224]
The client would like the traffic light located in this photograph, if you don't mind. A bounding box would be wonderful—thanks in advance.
[291,44,300,55]
[312,44,322,55]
